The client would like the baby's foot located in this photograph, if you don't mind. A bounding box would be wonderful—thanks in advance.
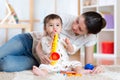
[32,66,47,76]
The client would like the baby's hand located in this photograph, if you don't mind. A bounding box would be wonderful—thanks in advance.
[64,38,71,45]
[64,38,74,53]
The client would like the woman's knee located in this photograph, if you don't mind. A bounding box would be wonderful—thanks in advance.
[0,56,25,72]
[0,57,15,72]
[0,56,39,72]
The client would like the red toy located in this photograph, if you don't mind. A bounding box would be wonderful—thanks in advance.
[50,52,60,60]
[102,41,114,54]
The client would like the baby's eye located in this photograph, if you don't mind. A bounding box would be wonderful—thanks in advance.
[49,25,53,27]
[56,24,60,26]
[55,24,60,28]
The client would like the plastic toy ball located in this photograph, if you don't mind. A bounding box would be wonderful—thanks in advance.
[84,64,94,70]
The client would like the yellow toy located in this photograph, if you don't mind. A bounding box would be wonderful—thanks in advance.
[50,34,60,65]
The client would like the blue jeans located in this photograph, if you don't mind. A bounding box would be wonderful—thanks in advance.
[0,33,39,72]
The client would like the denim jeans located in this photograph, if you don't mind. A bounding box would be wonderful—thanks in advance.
[0,33,39,72]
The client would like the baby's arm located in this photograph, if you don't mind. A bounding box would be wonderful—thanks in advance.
[64,38,74,54]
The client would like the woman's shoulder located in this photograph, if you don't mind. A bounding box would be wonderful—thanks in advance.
[82,34,97,41]
[85,34,97,39]
[42,35,51,40]
[84,34,97,47]
[30,31,44,40]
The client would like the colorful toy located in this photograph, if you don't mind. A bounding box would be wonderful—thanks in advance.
[60,71,82,77]
[50,34,60,65]
[101,41,114,54]
[84,63,94,70]
[8,4,19,23]
[0,0,19,24]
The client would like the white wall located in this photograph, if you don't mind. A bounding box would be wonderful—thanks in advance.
[34,0,55,32]
[34,0,78,32]
[0,0,78,45]
[56,0,78,15]
[0,0,30,44]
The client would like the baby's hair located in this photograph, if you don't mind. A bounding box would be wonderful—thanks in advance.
[43,14,63,27]
[43,14,63,35]
[83,11,106,34]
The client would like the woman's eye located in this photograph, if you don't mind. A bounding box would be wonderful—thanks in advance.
[79,27,83,32]
[76,20,79,24]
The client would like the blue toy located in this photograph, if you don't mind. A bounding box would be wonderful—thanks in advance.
[84,64,94,70]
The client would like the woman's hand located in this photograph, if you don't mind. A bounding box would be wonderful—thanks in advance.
[91,65,104,74]
[36,41,50,64]
[39,52,50,64]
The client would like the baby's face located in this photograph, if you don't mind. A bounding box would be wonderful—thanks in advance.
[45,19,62,37]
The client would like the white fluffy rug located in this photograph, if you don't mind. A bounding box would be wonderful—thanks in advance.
[0,65,120,80]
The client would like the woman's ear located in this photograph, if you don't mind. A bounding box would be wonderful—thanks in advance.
[44,26,46,31]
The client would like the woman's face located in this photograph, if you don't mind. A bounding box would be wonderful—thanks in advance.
[71,15,88,35]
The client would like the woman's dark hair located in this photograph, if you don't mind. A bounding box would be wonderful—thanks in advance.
[82,11,106,34]
[43,14,63,27]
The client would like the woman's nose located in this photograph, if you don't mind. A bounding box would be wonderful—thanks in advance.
[73,25,77,30]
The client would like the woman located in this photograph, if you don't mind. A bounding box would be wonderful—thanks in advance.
[0,11,106,73]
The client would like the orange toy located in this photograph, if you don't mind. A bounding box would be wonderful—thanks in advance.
[60,71,82,77]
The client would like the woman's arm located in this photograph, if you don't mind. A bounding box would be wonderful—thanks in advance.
[85,45,94,64]
[36,41,50,64]
[85,45,104,74]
